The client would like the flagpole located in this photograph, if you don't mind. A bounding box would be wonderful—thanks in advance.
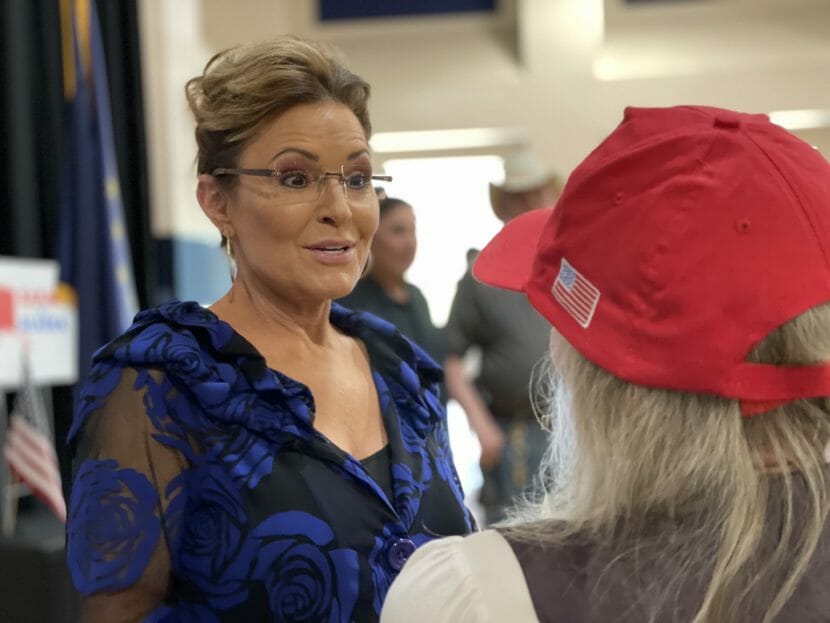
[0,391,7,531]
[2,341,67,524]
[0,391,17,538]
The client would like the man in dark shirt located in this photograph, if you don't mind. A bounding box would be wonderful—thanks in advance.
[444,150,560,524]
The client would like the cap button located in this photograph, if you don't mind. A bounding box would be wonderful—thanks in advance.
[714,113,741,129]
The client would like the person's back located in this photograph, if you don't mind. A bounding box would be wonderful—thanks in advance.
[390,505,830,623]
[503,475,830,622]
[447,270,549,420]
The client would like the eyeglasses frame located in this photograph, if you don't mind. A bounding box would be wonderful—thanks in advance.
[211,164,392,200]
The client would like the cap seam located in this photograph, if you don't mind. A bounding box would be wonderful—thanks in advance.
[633,131,719,330]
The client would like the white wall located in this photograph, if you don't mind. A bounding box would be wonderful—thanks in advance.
[139,0,830,240]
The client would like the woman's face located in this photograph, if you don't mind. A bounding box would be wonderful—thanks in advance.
[371,203,417,278]
[220,102,379,305]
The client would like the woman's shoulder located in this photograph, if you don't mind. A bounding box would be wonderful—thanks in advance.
[70,302,232,440]
[73,301,238,418]
[92,300,237,369]
[381,530,538,623]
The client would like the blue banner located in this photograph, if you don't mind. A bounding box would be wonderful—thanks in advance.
[58,0,138,381]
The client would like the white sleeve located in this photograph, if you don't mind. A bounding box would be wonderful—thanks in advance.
[380,529,539,623]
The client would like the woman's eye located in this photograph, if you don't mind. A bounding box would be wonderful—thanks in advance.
[277,170,311,189]
[346,172,371,190]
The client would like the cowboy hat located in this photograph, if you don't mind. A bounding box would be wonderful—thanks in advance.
[489,149,561,218]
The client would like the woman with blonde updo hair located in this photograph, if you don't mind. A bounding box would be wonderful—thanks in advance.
[382,105,830,622]
[66,37,473,622]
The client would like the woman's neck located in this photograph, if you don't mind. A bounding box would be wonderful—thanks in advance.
[211,278,335,348]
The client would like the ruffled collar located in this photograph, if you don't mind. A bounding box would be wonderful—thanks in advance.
[90,300,444,441]
[139,300,443,381]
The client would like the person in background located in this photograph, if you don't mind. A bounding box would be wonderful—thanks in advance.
[382,105,830,622]
[444,150,561,525]
[339,196,446,367]
[66,37,473,622]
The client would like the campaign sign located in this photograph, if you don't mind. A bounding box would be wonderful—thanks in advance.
[0,257,78,389]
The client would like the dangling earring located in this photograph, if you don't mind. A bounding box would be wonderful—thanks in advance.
[224,235,237,281]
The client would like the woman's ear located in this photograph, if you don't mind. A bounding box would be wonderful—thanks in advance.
[197,174,232,232]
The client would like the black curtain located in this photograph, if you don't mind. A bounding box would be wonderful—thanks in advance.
[0,1,63,259]
[0,0,154,496]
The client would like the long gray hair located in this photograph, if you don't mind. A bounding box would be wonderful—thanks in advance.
[506,303,830,623]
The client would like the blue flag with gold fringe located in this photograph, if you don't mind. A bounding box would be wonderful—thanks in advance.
[58,0,138,380]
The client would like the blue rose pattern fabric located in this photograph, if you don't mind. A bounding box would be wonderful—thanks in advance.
[67,460,161,593]
[254,511,360,622]
[67,301,474,622]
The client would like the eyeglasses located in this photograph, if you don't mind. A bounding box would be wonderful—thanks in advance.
[211,164,392,205]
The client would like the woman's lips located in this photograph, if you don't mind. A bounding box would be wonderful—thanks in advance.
[304,242,357,265]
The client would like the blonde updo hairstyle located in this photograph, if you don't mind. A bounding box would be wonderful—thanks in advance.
[510,302,830,623]
[185,37,371,251]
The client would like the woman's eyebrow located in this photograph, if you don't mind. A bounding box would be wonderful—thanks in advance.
[347,149,370,160]
[270,147,370,162]
[271,147,319,161]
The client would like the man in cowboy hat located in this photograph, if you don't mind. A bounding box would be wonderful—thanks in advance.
[488,149,562,221]
[444,149,560,525]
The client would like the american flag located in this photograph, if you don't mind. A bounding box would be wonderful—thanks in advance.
[552,258,601,328]
[2,361,66,523]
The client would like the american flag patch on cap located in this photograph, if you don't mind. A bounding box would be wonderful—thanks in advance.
[552,258,600,328]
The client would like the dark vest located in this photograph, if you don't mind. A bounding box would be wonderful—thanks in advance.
[501,516,830,623]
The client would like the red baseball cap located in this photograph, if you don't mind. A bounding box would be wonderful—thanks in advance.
[474,105,830,415]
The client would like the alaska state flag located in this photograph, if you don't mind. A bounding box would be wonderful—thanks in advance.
[58,0,138,380]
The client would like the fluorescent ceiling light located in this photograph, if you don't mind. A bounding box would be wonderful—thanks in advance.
[370,127,526,153]
[768,109,830,131]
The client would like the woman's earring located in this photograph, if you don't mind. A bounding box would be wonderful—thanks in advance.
[224,235,237,281]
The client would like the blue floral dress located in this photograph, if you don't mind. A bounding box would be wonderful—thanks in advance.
[66,301,474,622]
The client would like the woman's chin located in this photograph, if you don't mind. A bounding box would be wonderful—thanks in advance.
[314,270,362,301]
